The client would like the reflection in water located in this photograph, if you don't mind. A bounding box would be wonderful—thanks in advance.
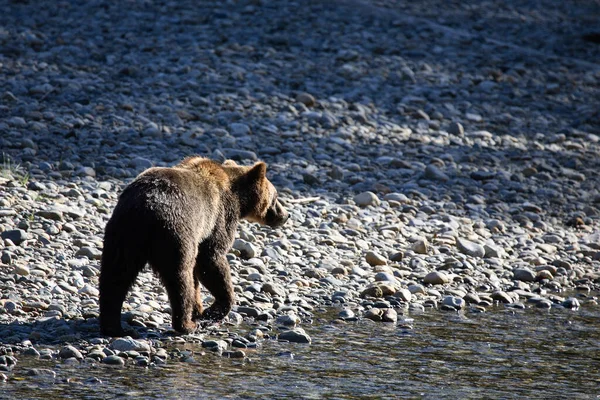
[2,307,600,399]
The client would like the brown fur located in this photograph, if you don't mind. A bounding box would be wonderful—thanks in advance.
[99,157,288,336]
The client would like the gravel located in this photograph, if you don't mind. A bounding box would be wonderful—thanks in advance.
[0,0,599,374]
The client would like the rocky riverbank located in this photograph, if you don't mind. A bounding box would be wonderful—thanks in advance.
[1,0,599,372]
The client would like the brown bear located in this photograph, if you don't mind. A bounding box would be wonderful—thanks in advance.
[99,157,289,336]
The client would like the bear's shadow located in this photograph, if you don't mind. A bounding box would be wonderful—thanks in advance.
[0,315,183,347]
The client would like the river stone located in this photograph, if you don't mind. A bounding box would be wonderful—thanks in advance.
[276,314,300,327]
[75,247,103,260]
[442,296,465,309]
[423,164,449,182]
[535,270,554,281]
[13,265,30,276]
[394,288,412,302]
[364,308,383,322]
[1,229,28,245]
[233,239,258,259]
[229,122,251,136]
[296,92,316,107]
[456,238,485,258]
[23,348,40,357]
[374,272,395,282]
[35,208,64,221]
[513,267,536,282]
[423,271,450,285]
[236,306,260,318]
[27,368,56,379]
[278,328,311,344]
[360,286,383,298]
[447,121,464,136]
[484,244,504,258]
[491,291,513,304]
[365,251,387,266]
[262,282,285,297]
[59,345,83,360]
[464,293,481,304]
[563,297,580,309]
[102,355,125,366]
[353,191,380,207]
[110,337,151,353]
[223,350,246,359]
[412,239,429,254]
[202,340,229,352]
[384,192,409,203]
[382,308,398,323]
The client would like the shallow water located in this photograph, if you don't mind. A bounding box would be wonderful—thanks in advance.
[3,306,600,400]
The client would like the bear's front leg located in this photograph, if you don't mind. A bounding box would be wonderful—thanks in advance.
[195,254,234,321]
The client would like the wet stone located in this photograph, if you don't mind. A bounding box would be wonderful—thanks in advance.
[102,355,125,366]
[278,328,311,344]
[59,345,83,360]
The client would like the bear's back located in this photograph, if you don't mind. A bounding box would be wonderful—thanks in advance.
[110,166,227,245]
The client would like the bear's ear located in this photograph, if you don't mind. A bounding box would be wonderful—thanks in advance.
[223,159,238,167]
[246,162,267,182]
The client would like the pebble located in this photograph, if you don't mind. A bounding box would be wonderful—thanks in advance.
[58,345,83,360]
[110,337,151,353]
[423,271,450,285]
[456,238,485,258]
[102,355,126,366]
[513,267,536,282]
[353,192,380,207]
[278,328,311,344]
[365,251,387,266]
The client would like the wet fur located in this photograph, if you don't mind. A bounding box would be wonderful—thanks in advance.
[99,157,288,336]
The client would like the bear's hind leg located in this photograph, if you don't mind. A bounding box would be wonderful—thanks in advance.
[152,245,199,334]
[99,246,145,337]
[196,254,234,322]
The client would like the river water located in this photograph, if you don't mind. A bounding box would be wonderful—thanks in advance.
[2,305,600,399]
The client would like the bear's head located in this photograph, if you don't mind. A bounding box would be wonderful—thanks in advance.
[224,160,289,227]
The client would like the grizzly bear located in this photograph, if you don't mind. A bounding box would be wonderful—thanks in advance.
[99,157,289,336]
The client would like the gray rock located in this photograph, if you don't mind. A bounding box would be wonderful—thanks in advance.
[447,121,464,136]
[353,191,380,207]
[365,251,387,266]
[442,296,465,309]
[110,337,150,353]
[423,271,450,285]
[262,282,285,297]
[513,267,536,282]
[423,165,449,182]
[1,229,29,245]
[35,208,64,221]
[562,297,580,309]
[75,247,103,260]
[381,308,398,323]
[296,92,316,107]
[412,239,429,254]
[59,345,83,360]
[278,328,311,344]
[456,237,485,258]
[394,288,412,302]
[102,355,125,366]
[233,239,258,259]
[364,308,383,322]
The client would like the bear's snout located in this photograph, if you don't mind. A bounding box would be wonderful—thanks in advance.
[266,199,289,227]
